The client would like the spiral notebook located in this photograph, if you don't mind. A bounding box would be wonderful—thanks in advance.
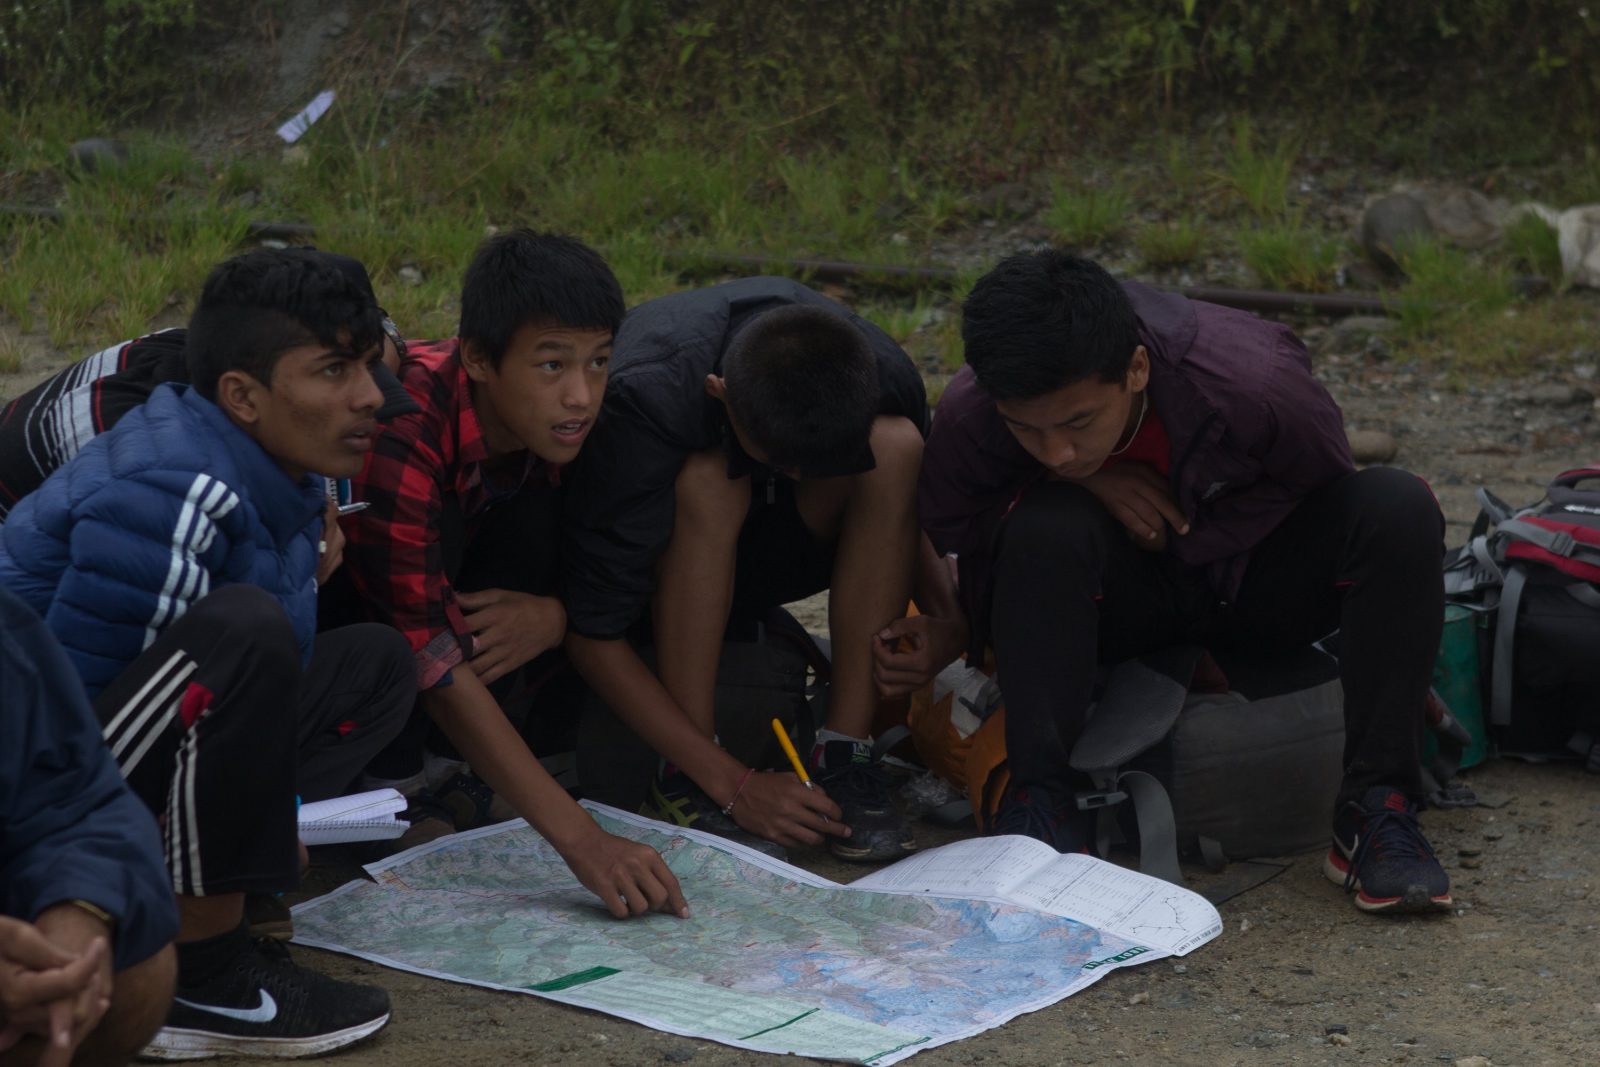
[298,788,410,846]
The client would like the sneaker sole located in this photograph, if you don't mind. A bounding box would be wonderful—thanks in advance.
[140,1013,390,1061]
[829,832,918,863]
[1322,848,1453,914]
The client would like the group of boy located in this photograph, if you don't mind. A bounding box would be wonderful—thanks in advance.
[0,232,1451,1065]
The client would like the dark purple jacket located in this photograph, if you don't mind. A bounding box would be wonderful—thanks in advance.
[919,282,1354,653]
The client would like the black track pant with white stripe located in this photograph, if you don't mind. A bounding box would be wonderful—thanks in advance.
[94,585,299,897]
[92,585,415,896]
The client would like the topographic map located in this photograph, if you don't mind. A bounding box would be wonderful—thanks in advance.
[293,805,1220,1064]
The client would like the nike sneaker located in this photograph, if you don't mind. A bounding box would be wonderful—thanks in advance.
[1323,786,1453,914]
[142,930,390,1059]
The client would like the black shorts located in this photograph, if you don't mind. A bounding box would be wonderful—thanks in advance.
[729,474,835,633]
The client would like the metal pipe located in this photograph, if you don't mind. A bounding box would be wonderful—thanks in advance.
[662,251,1393,316]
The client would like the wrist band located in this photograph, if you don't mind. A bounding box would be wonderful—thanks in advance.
[721,768,755,816]
[66,899,115,929]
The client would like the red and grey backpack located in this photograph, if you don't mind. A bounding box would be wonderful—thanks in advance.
[1443,466,1600,770]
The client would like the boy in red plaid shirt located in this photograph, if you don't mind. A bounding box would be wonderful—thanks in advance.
[342,231,686,920]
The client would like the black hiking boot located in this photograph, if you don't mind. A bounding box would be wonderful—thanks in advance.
[812,739,917,863]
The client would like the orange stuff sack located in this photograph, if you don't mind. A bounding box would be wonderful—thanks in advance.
[906,659,1012,830]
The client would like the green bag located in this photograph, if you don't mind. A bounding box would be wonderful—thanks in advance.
[1426,604,1491,773]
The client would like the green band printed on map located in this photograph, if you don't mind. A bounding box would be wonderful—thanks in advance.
[526,966,621,992]
[866,1037,934,1063]
[739,1007,818,1040]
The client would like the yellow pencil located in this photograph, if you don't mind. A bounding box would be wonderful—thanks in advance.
[771,718,814,789]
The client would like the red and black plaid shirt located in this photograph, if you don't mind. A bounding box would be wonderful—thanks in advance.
[343,339,548,689]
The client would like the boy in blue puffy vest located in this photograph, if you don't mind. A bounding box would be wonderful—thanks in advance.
[0,249,417,1059]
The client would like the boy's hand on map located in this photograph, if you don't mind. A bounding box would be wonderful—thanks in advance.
[566,832,690,920]
[459,589,567,685]
[1074,462,1189,551]
[732,773,848,848]
[872,613,969,697]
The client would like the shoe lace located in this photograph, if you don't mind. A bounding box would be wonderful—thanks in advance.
[815,758,892,811]
[1344,803,1436,892]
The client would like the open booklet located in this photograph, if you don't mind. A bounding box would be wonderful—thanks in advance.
[850,833,1222,957]
[298,788,409,846]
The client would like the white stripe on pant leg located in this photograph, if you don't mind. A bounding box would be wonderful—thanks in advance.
[106,658,196,762]
[103,649,190,740]
[182,729,204,895]
[110,668,193,768]
[119,704,179,783]
[167,748,186,894]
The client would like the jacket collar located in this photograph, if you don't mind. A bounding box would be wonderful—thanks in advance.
[178,386,326,548]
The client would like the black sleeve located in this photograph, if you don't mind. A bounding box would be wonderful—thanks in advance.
[561,399,693,640]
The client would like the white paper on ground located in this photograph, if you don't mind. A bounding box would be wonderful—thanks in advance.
[276,90,335,143]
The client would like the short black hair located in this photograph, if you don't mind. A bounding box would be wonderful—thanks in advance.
[186,248,384,400]
[961,251,1140,399]
[722,305,880,475]
[459,230,624,367]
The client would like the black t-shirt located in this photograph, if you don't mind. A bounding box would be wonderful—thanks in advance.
[562,277,929,639]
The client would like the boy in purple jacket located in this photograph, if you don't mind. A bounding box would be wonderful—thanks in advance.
[920,251,1450,914]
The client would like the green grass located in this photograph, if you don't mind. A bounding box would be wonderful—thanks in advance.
[0,334,24,374]
[1237,221,1340,291]
[1043,183,1131,247]
[1136,217,1207,269]
[1502,212,1563,282]
[1219,120,1296,220]
[1389,238,1516,340]
[0,88,1592,382]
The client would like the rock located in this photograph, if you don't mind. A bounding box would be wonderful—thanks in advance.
[1325,1024,1349,1035]
[1339,259,1389,291]
[1245,1030,1290,1048]
[1348,429,1399,464]
[1127,991,1150,1005]
[1328,1033,1352,1047]
[1361,193,1433,271]
[1453,1057,1493,1067]
[1330,315,1397,349]
[1519,383,1592,406]
[68,137,128,173]
[1460,856,1482,869]
[398,264,425,286]
[1404,183,1505,249]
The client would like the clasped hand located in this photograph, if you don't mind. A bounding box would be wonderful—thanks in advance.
[0,910,111,1067]
[458,588,567,686]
